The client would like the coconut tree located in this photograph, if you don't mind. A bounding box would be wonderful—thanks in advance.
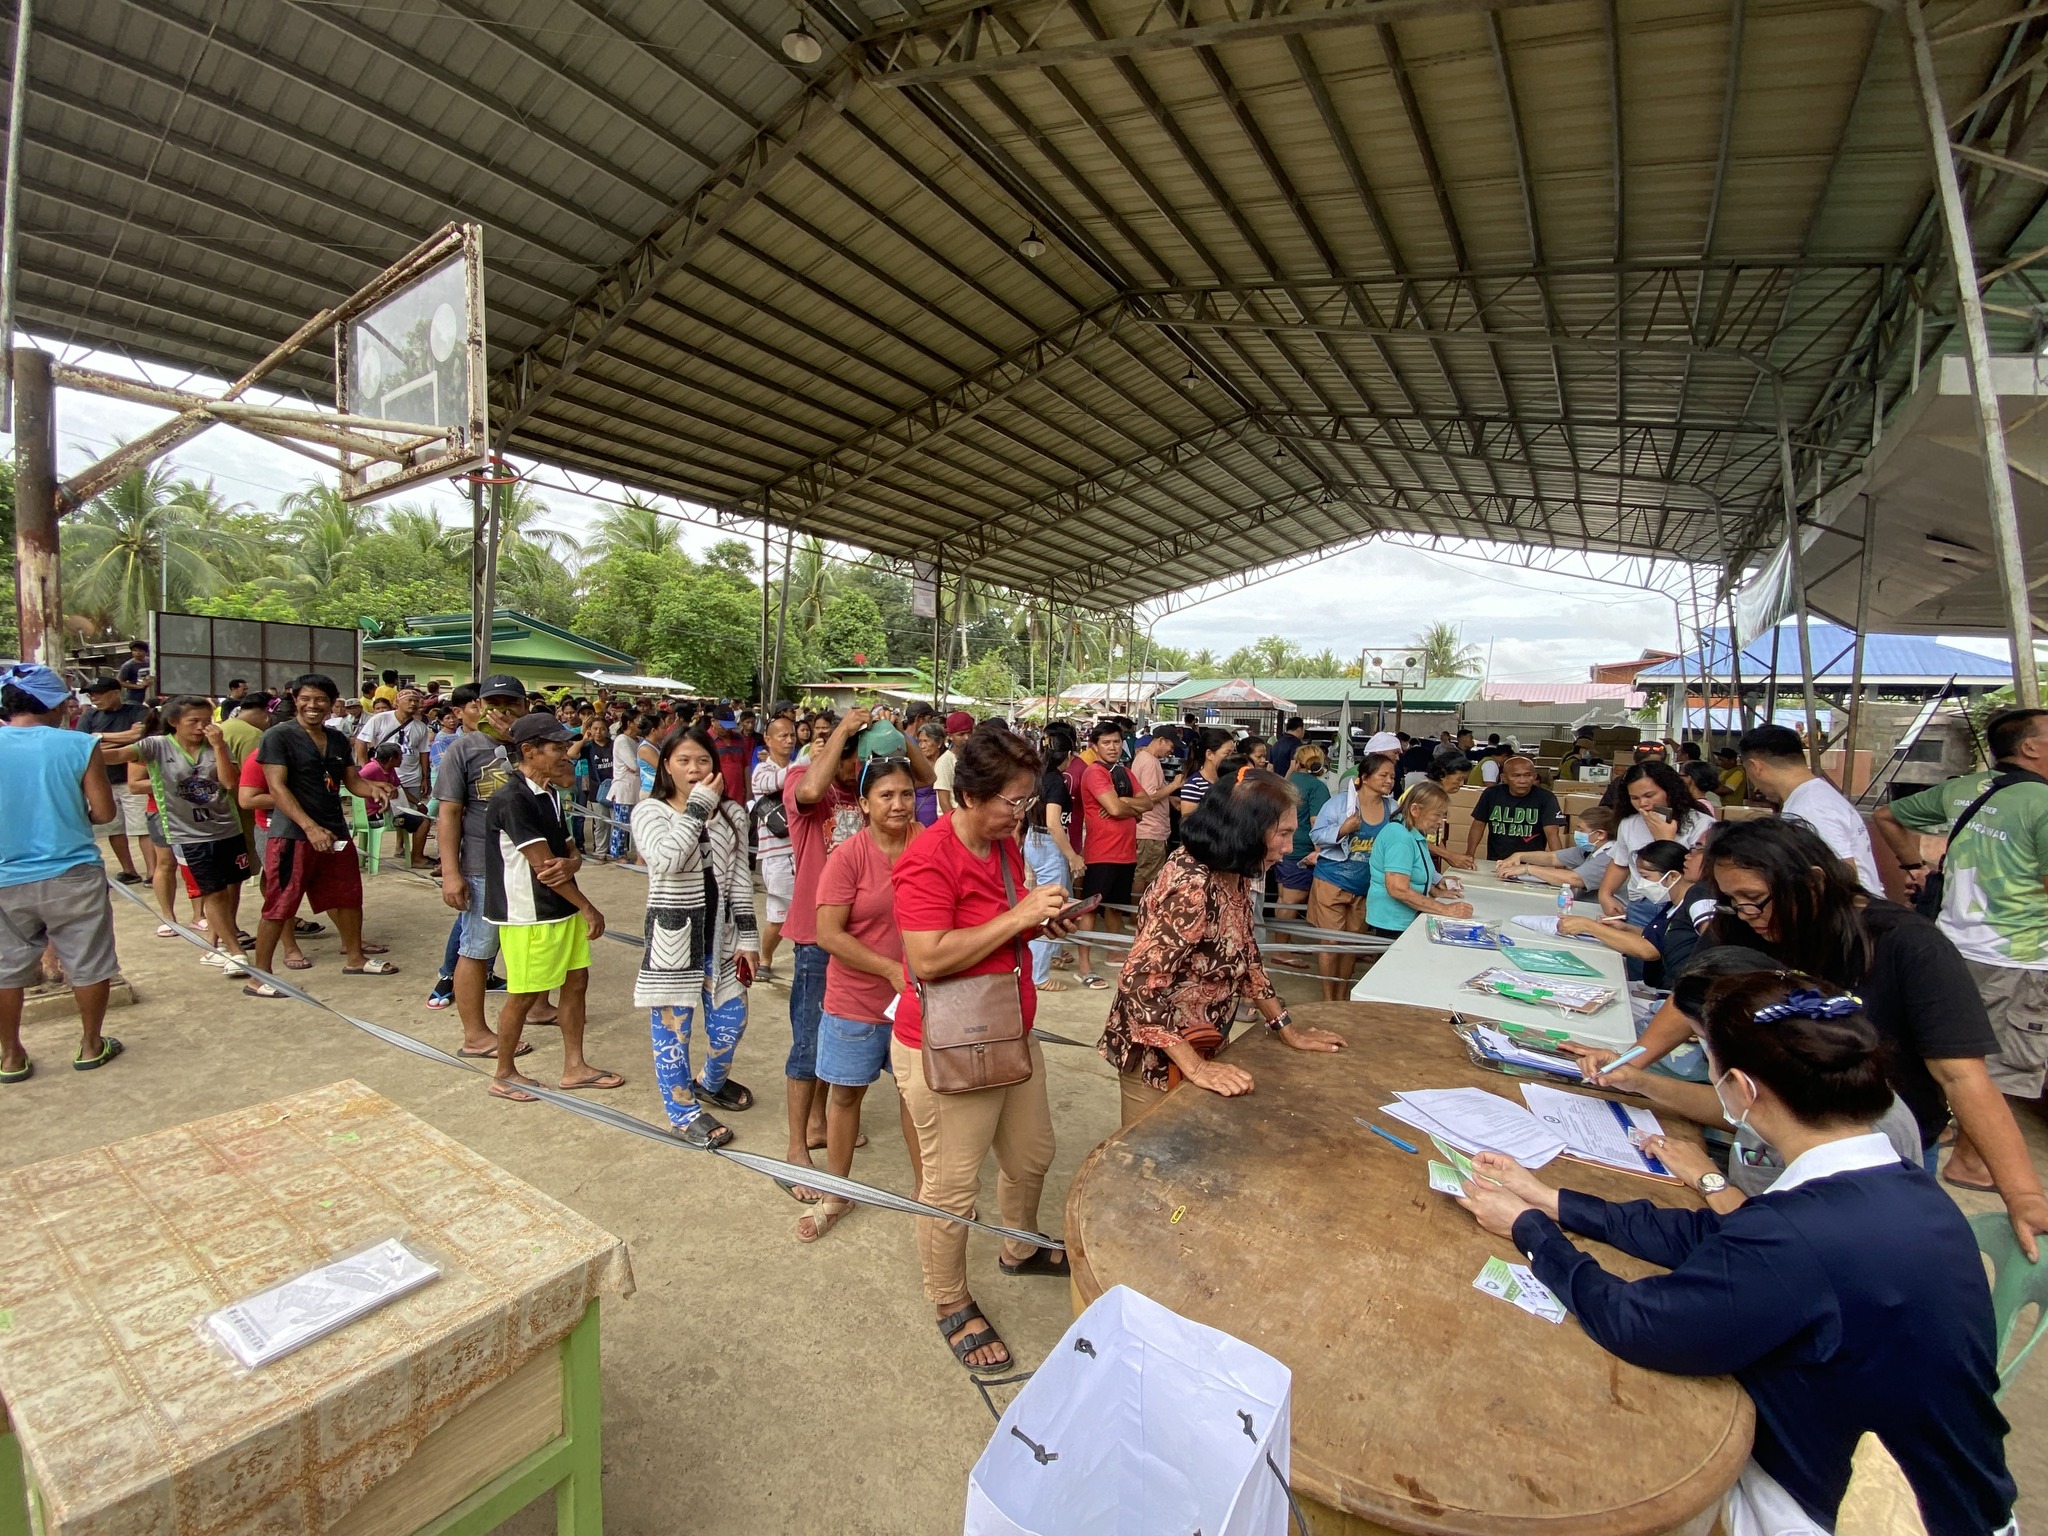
[494,481,581,562]
[586,495,682,561]
[65,468,256,635]
[380,504,469,562]
[1413,621,1483,678]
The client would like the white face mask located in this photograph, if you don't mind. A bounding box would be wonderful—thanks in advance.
[1713,1069,1754,1133]
[1628,870,1675,906]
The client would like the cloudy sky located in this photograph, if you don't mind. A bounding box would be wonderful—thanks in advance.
[17,341,2008,679]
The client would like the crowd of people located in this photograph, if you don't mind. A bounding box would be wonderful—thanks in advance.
[1,655,2041,1531]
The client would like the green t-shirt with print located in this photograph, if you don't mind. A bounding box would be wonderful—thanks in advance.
[1890,771,2048,967]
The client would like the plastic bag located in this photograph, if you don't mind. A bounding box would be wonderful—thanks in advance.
[964,1285,1296,1536]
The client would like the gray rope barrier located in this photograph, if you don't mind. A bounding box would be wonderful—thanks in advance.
[103,877,1064,1251]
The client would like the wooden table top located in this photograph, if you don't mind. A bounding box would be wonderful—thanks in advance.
[0,1080,633,1536]
[1065,1003,1753,1536]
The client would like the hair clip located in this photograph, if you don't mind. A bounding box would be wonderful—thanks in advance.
[1752,988,1863,1025]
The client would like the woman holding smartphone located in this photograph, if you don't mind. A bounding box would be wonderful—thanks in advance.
[631,724,760,1148]
[1100,760,1346,1127]
[801,754,925,1242]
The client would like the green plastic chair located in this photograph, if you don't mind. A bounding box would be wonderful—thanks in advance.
[341,793,382,876]
[1970,1211,2048,1399]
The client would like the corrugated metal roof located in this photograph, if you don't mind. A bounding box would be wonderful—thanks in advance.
[1480,683,1644,704]
[1154,675,1482,709]
[15,1,2048,609]
[1636,624,2012,684]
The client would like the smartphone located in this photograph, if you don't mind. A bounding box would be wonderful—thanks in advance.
[1054,894,1102,924]
[736,954,755,987]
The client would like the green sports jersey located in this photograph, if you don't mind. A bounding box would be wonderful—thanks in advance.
[1890,771,2048,967]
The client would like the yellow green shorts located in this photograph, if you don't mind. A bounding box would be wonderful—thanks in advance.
[496,917,590,994]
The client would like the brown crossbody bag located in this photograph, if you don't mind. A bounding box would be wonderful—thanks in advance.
[916,843,1034,1095]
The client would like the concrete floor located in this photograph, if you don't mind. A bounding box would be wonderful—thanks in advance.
[6,854,2044,1535]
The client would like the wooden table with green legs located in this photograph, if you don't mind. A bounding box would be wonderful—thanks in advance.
[0,1081,632,1536]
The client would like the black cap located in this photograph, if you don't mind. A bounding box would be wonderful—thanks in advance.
[84,675,122,694]
[509,713,572,746]
[479,673,527,700]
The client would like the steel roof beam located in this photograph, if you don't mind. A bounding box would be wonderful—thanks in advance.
[7,37,608,288]
[88,2,651,242]
[737,301,1127,522]
[868,0,1568,88]
[494,70,855,438]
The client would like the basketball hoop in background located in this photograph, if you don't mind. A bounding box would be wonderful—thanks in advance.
[1361,648,1429,689]
[462,457,523,488]
[337,224,488,503]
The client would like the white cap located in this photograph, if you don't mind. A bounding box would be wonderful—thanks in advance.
[1363,731,1402,755]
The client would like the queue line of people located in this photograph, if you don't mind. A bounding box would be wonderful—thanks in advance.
[4,661,2039,1530]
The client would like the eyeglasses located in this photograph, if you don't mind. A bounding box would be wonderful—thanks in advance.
[1715,893,1773,920]
[991,789,1039,819]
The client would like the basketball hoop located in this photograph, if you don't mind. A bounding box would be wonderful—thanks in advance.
[460,456,522,487]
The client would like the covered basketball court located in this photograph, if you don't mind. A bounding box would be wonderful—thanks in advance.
[8,0,2048,716]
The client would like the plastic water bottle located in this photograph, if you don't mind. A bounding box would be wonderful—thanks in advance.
[1557,885,1574,920]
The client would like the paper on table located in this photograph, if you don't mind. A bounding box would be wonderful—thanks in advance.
[1470,1024,1584,1078]
[1385,1086,1565,1167]
[205,1238,440,1368]
[1519,1083,1668,1176]
[1474,1257,1567,1323]
[1507,914,1604,945]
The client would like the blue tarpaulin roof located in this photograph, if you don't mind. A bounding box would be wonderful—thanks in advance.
[1635,624,2010,686]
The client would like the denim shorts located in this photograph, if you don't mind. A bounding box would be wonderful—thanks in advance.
[816,1009,893,1087]
[456,872,500,962]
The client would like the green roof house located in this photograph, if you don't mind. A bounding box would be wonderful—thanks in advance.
[361,610,637,692]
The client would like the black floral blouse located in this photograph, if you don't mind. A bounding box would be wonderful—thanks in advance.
[1098,849,1277,1089]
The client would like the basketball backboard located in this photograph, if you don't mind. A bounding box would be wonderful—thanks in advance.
[1360,646,1429,688]
[336,225,487,502]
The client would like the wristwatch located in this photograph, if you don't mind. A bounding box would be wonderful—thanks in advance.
[1266,1008,1292,1034]
[1695,1171,1729,1196]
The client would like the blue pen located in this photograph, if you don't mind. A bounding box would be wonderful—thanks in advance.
[1355,1117,1418,1154]
[1583,1044,1646,1079]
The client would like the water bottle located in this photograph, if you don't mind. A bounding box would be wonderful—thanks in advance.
[1557,885,1574,920]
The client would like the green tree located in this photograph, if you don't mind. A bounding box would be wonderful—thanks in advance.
[956,651,1018,704]
[65,468,255,636]
[573,550,691,662]
[381,505,468,562]
[586,496,682,561]
[818,589,890,668]
[1413,621,1482,678]
[495,538,578,627]
[648,574,758,696]
[702,538,757,581]
[186,585,306,623]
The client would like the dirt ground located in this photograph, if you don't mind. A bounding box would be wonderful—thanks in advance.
[6,853,2045,1535]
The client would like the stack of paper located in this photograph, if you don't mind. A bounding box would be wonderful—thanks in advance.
[1519,1083,1670,1177]
[1470,1024,1584,1080]
[1379,1086,1565,1167]
[1507,914,1604,946]
[1474,1257,1567,1323]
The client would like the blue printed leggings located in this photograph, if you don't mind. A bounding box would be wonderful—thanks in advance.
[649,991,749,1127]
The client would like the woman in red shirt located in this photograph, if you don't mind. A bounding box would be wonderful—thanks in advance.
[800,755,924,1243]
[892,726,1081,1371]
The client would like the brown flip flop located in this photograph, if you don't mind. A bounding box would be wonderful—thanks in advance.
[489,1077,541,1102]
[459,1042,533,1059]
[559,1070,626,1091]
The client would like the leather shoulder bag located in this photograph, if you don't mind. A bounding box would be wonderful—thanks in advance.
[917,841,1034,1095]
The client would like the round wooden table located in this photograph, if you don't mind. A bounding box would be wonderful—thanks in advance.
[1064,1002,1753,1536]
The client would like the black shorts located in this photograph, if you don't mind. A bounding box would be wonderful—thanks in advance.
[1081,861,1136,907]
[175,833,252,896]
